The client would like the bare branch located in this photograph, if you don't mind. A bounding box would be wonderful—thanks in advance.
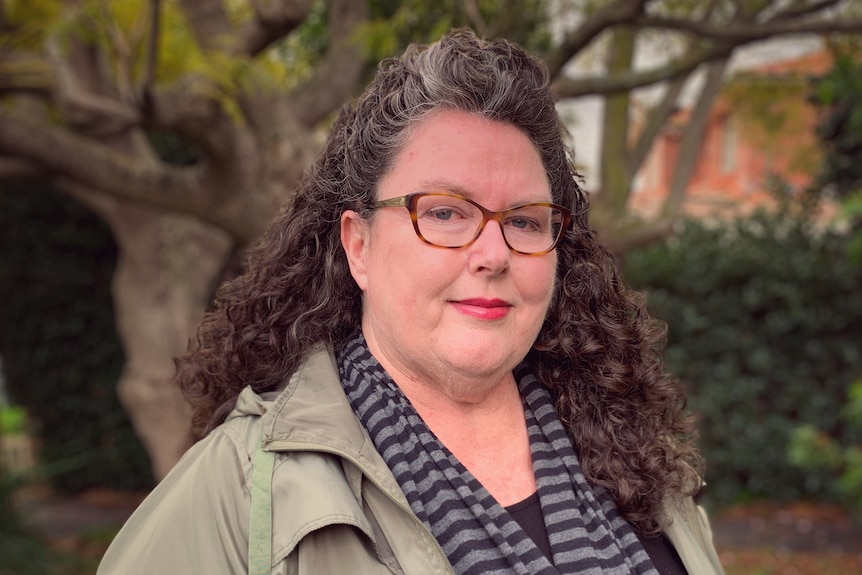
[464,0,489,38]
[607,217,676,254]
[770,0,842,22]
[142,0,161,101]
[147,80,236,161]
[239,0,314,56]
[628,75,686,176]
[632,13,862,42]
[0,108,209,218]
[0,156,47,180]
[98,1,140,103]
[485,0,533,40]
[286,0,369,128]
[551,0,862,100]
[544,0,649,78]
[46,34,141,136]
[177,0,234,51]
[0,55,53,94]
[599,25,636,213]
[628,0,720,177]
[553,42,733,98]
[661,58,729,219]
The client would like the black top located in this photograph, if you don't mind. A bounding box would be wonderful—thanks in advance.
[505,492,688,575]
[505,492,554,560]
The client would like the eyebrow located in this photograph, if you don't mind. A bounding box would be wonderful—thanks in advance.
[414,179,553,206]
[414,179,471,196]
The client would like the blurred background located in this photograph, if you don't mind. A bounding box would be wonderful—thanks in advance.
[1,1,861,573]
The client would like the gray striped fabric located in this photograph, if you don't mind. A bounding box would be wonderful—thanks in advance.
[338,331,658,575]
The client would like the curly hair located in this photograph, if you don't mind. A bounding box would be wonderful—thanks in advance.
[175,28,703,535]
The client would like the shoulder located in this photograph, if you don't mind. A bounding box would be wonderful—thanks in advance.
[98,426,257,575]
[662,496,727,575]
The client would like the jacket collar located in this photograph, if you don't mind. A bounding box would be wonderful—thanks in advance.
[233,345,406,498]
[264,345,367,450]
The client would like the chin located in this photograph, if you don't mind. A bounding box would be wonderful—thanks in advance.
[445,349,520,378]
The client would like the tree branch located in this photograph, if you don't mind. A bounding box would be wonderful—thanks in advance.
[772,0,843,22]
[607,216,677,254]
[599,26,636,213]
[286,0,369,128]
[141,0,161,106]
[46,32,141,137]
[239,0,314,56]
[147,80,237,161]
[0,108,210,218]
[553,42,733,98]
[0,55,53,94]
[551,0,862,99]
[544,0,649,78]
[628,0,719,177]
[177,0,234,52]
[0,155,47,180]
[632,13,862,42]
[628,74,686,176]
[660,58,729,219]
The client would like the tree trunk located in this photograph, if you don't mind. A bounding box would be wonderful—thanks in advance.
[593,26,636,252]
[116,215,232,480]
[69,185,233,480]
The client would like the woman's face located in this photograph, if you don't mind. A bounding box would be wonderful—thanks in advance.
[341,110,558,402]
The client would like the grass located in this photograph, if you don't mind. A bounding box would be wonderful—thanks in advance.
[48,528,118,575]
[713,500,862,574]
[719,548,862,575]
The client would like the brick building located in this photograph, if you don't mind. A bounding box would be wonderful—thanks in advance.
[631,51,835,220]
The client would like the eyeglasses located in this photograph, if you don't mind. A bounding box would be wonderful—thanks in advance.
[371,192,571,255]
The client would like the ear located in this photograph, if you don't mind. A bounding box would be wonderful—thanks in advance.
[340,210,369,291]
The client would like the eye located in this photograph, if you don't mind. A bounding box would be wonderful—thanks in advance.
[506,216,542,232]
[428,207,457,221]
[420,204,471,222]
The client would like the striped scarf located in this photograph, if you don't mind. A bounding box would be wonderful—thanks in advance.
[337,330,658,575]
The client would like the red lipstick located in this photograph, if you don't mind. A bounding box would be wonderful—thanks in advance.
[451,298,511,320]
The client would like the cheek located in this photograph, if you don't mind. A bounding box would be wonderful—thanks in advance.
[365,238,423,307]
[522,258,558,304]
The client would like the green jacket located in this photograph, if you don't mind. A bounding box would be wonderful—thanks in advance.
[98,347,726,575]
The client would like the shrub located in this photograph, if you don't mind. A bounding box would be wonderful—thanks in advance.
[788,378,862,509]
[0,469,56,575]
[0,182,151,493]
[624,208,862,508]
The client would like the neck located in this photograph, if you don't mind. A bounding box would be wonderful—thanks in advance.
[363,328,521,410]
[398,367,537,507]
[399,370,522,427]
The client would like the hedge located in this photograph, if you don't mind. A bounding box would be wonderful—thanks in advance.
[0,182,151,492]
[624,207,862,508]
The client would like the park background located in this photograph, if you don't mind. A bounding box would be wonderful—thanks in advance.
[1,1,862,573]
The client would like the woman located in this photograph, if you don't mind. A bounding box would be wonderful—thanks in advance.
[98,29,725,575]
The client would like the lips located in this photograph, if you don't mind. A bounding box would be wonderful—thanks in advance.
[450,298,512,320]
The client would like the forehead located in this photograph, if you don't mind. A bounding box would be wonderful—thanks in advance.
[382,110,551,203]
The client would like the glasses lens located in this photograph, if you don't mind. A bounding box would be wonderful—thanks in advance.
[414,195,481,247]
[502,205,564,253]
[414,194,564,253]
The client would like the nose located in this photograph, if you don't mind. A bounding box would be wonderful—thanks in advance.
[468,219,511,274]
